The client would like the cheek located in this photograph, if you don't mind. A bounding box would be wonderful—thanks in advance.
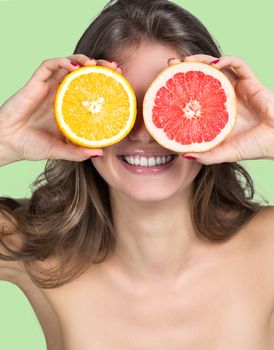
[90,157,120,189]
[172,160,202,190]
[183,161,202,181]
[90,158,110,179]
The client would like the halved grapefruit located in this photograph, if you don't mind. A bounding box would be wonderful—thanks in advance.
[143,62,237,153]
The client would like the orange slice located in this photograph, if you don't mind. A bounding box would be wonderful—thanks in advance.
[54,65,137,148]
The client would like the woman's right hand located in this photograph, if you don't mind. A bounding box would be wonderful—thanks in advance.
[0,55,121,165]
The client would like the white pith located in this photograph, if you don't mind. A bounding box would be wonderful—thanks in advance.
[184,100,201,119]
[55,66,136,147]
[123,155,174,166]
[143,62,237,153]
[81,97,105,113]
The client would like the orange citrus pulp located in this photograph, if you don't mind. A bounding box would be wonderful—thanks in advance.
[54,65,137,148]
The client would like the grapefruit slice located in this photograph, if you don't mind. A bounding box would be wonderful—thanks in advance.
[143,62,237,153]
[54,65,137,148]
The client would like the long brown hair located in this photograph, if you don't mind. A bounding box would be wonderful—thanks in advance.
[0,0,267,288]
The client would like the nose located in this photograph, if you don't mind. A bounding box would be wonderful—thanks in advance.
[127,111,156,144]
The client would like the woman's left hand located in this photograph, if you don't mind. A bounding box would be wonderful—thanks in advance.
[169,55,274,164]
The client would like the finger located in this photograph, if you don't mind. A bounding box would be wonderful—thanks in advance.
[183,54,239,87]
[66,54,96,67]
[184,54,218,65]
[183,142,241,165]
[29,55,97,84]
[96,59,123,74]
[50,68,70,84]
[182,122,264,165]
[116,66,123,74]
[53,56,98,84]
[47,139,104,162]
[167,58,181,65]
[185,54,258,84]
[96,59,118,67]
[29,57,82,84]
[53,64,122,87]
[209,55,258,81]
[167,55,238,83]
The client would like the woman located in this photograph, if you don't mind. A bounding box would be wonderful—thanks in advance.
[0,0,274,348]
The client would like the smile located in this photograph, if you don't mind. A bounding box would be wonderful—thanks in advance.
[122,154,177,167]
[116,154,179,175]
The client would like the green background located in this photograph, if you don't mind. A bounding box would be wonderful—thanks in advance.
[0,0,273,348]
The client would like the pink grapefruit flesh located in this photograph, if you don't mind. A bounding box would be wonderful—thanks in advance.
[143,62,237,153]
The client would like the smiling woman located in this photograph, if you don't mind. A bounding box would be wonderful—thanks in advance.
[0,0,264,288]
[0,0,274,349]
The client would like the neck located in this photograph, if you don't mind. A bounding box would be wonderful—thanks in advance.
[108,185,202,284]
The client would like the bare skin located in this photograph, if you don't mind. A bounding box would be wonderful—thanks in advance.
[1,41,274,349]
[3,204,274,350]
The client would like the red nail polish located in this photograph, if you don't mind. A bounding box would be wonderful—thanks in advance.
[71,61,80,66]
[183,156,197,160]
[210,59,220,65]
[90,155,103,158]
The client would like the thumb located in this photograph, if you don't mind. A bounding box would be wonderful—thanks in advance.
[48,139,104,162]
[183,144,240,165]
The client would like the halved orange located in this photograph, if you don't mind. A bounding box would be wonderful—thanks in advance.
[54,65,137,148]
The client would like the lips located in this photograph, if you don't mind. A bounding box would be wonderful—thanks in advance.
[117,152,179,175]
[116,154,179,161]
[116,151,179,157]
[119,154,178,157]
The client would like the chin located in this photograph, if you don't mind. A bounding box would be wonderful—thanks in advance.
[115,183,185,203]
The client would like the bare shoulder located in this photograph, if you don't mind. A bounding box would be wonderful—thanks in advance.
[248,205,274,243]
[0,197,28,284]
[0,198,63,349]
[246,205,274,288]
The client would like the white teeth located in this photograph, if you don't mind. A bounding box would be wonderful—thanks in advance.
[141,157,148,166]
[156,157,162,165]
[148,157,155,166]
[123,155,174,167]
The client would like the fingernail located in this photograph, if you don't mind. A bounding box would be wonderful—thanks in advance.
[71,61,80,66]
[183,155,197,160]
[210,59,220,65]
[90,155,103,158]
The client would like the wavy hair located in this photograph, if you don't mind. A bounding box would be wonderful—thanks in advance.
[0,0,266,288]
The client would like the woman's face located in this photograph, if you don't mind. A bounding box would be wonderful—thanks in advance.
[92,41,202,202]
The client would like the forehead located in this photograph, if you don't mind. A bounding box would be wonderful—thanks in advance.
[116,41,182,95]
